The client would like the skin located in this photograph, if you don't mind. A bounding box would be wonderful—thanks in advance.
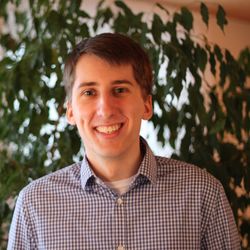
[66,54,152,182]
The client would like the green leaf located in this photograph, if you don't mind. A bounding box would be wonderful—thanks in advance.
[225,49,234,64]
[214,44,223,62]
[95,7,113,28]
[68,0,82,14]
[209,118,226,134]
[77,10,90,18]
[151,14,163,44]
[195,45,208,72]
[47,10,64,35]
[156,3,169,15]
[209,51,216,75]
[115,0,133,17]
[80,23,89,37]
[216,5,228,32]
[173,75,183,98]
[219,62,227,86]
[113,12,130,33]
[238,47,250,75]
[97,0,105,9]
[180,7,193,31]
[0,0,8,17]
[200,2,209,27]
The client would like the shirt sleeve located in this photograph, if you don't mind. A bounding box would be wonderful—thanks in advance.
[7,190,35,250]
[201,181,241,250]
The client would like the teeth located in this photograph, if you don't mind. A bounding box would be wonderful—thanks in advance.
[96,124,121,134]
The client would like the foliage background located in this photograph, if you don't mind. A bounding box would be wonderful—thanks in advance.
[0,0,249,249]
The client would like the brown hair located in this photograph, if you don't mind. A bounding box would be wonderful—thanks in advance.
[63,33,153,100]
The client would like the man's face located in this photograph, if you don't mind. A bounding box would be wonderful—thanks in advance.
[66,54,152,162]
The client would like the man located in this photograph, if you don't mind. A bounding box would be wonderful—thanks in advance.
[8,33,240,249]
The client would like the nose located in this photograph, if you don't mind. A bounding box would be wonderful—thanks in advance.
[96,93,116,118]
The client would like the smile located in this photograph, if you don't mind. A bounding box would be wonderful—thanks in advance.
[95,123,122,134]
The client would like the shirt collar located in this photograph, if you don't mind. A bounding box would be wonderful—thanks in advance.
[137,137,157,185]
[80,137,157,190]
[80,156,95,190]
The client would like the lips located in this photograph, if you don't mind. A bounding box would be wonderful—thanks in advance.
[95,123,122,134]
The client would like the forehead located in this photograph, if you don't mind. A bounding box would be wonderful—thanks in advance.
[74,54,136,83]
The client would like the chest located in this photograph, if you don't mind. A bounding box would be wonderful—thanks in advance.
[32,185,202,249]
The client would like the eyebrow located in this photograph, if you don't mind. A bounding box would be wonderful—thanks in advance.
[112,79,133,85]
[77,82,97,89]
[77,79,133,89]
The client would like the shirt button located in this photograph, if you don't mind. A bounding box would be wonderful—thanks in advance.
[117,245,125,250]
[117,198,123,205]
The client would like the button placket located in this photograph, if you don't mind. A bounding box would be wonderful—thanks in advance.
[117,197,123,206]
[115,196,126,250]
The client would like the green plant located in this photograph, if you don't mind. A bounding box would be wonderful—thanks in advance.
[0,0,249,249]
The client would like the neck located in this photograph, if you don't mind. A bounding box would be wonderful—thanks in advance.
[86,144,143,182]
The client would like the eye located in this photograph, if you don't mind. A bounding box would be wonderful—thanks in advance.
[82,89,96,96]
[114,87,128,95]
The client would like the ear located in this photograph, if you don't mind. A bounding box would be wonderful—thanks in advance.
[66,100,76,125]
[142,95,153,120]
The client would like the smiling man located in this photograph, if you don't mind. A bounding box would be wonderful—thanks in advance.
[8,33,240,250]
[66,53,152,182]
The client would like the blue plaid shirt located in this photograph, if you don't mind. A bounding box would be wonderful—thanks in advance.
[8,139,240,249]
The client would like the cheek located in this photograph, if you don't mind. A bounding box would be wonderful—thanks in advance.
[134,100,148,114]
[71,104,89,128]
[127,105,145,122]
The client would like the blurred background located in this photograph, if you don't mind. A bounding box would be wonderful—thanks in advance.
[0,0,249,249]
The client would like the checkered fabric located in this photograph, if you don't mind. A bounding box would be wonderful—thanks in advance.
[8,139,240,250]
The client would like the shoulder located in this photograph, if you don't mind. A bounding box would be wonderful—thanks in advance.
[155,156,223,193]
[19,162,82,202]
